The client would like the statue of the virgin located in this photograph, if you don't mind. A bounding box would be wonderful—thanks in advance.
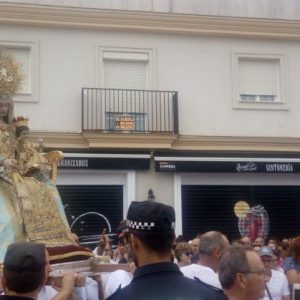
[0,50,91,262]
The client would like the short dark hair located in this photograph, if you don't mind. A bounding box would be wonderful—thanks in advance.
[131,229,175,254]
[3,242,46,293]
[218,245,252,289]
[198,231,228,257]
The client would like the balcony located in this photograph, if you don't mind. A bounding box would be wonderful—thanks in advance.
[82,88,178,134]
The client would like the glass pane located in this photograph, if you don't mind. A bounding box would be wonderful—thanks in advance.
[240,94,256,102]
[259,95,276,102]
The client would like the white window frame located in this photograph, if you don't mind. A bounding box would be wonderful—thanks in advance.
[0,40,38,102]
[232,51,288,110]
[95,46,156,89]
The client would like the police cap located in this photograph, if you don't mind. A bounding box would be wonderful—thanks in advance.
[127,200,175,232]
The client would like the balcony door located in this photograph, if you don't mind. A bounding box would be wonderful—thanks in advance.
[101,49,151,131]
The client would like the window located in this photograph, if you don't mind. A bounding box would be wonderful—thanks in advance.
[97,47,155,131]
[232,52,288,110]
[103,52,148,90]
[0,41,38,102]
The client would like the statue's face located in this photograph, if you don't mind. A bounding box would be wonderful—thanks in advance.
[0,100,10,118]
[19,129,29,140]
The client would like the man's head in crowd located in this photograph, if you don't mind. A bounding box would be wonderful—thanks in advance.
[254,237,264,247]
[198,231,229,272]
[257,246,273,275]
[126,200,176,267]
[2,242,50,298]
[240,236,252,247]
[191,236,200,254]
[219,245,265,300]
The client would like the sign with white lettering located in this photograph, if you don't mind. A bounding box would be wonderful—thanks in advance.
[58,157,150,170]
[115,115,135,130]
[159,161,176,171]
[155,160,300,173]
[58,159,89,168]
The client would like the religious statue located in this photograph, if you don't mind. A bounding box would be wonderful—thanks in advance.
[0,50,91,262]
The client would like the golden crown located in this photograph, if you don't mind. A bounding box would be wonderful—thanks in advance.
[13,116,29,127]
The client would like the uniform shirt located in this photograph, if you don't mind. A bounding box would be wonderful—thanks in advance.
[180,263,222,289]
[260,269,290,300]
[107,262,226,300]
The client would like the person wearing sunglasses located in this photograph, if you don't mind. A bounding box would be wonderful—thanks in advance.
[175,242,193,268]
[258,246,290,300]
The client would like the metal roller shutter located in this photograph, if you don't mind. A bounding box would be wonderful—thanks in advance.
[57,185,123,249]
[182,185,300,242]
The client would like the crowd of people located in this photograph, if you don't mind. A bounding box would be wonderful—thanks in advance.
[1,200,300,300]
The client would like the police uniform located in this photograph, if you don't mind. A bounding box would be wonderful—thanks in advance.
[107,261,227,300]
[107,201,227,300]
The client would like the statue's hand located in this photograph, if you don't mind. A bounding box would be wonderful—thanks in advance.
[3,159,18,171]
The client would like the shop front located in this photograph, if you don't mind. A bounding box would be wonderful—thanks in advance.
[56,152,150,248]
[155,152,300,241]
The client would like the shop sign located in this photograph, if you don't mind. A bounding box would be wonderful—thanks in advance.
[58,159,89,168]
[156,160,299,173]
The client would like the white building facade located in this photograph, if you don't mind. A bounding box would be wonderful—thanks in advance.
[1,0,300,243]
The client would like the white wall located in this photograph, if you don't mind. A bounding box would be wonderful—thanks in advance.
[2,0,300,20]
[136,161,174,206]
[2,23,300,137]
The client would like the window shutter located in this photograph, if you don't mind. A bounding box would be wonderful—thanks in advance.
[239,59,279,96]
[104,60,147,90]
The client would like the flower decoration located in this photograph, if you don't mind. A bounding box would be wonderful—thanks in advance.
[0,50,24,97]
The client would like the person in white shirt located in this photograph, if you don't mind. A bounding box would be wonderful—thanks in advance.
[40,275,103,300]
[180,231,229,289]
[104,247,136,299]
[104,269,133,299]
[258,246,290,300]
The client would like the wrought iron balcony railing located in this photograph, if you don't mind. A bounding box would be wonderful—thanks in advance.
[82,88,178,134]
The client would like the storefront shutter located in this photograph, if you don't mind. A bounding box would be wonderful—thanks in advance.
[57,185,123,249]
[182,185,300,242]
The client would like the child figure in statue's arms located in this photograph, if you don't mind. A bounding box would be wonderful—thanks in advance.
[13,116,51,179]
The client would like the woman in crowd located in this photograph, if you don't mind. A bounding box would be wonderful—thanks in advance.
[175,242,192,268]
[284,236,300,287]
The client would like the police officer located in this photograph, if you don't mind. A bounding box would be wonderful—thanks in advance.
[107,200,226,300]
